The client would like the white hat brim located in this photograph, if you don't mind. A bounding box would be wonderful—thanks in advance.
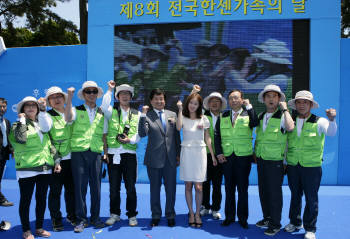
[115,85,134,98]
[258,89,286,103]
[17,97,38,114]
[78,87,103,100]
[203,94,227,111]
[45,92,68,107]
[287,98,319,110]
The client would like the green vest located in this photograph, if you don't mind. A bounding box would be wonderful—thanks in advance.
[286,114,325,167]
[9,122,54,170]
[255,110,287,161]
[70,105,104,153]
[219,110,253,157]
[107,106,139,151]
[204,111,218,154]
[48,109,72,157]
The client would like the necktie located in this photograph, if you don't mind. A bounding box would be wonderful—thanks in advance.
[158,111,166,132]
[232,112,238,127]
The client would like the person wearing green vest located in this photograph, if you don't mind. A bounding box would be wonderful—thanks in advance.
[37,87,76,231]
[284,91,337,239]
[200,92,227,220]
[101,80,141,227]
[9,96,59,239]
[214,89,259,229]
[65,81,105,233]
[255,84,294,236]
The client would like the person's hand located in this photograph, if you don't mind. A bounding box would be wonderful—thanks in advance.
[54,164,62,173]
[217,154,226,163]
[212,157,218,166]
[177,100,183,111]
[279,101,288,111]
[326,108,336,121]
[108,80,116,91]
[191,84,201,94]
[37,97,47,111]
[67,87,75,98]
[242,99,250,106]
[118,135,130,144]
[142,105,149,114]
[18,113,26,119]
[102,154,109,164]
[176,156,180,167]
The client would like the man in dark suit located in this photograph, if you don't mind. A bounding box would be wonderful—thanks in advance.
[138,89,181,227]
[0,98,13,207]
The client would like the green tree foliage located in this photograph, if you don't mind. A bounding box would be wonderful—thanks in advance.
[342,0,350,38]
[0,0,80,46]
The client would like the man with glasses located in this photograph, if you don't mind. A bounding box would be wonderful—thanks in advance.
[65,81,105,233]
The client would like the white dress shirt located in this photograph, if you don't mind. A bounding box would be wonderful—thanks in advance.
[296,117,337,137]
[0,117,7,147]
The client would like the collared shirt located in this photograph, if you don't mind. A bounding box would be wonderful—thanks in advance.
[71,105,97,124]
[262,112,286,132]
[231,108,243,123]
[210,111,219,129]
[153,108,166,124]
[0,116,7,147]
[296,117,337,137]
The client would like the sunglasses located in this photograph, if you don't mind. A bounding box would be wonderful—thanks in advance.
[83,89,98,95]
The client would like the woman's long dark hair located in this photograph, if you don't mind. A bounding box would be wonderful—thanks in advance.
[183,93,203,119]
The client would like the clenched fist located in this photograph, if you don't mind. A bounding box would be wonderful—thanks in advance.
[142,105,149,114]
[326,108,336,121]
[177,100,183,111]
[279,101,288,111]
[108,80,116,91]
[67,87,75,97]
[37,97,46,111]
[242,99,250,106]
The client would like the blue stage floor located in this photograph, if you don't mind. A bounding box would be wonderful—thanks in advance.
[1,179,349,239]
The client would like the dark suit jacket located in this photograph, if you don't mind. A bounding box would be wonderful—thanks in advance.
[0,118,12,161]
[138,109,181,168]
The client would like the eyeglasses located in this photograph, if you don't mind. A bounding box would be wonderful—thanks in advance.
[49,95,64,100]
[83,90,98,95]
[24,103,37,108]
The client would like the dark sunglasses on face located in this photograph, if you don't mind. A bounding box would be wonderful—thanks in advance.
[83,89,98,95]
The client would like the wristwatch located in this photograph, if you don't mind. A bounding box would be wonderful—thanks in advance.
[281,109,288,113]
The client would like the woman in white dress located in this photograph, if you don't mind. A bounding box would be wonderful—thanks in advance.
[176,88,217,227]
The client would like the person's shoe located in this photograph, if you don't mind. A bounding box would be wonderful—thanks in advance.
[150,218,160,227]
[195,214,202,228]
[199,206,210,217]
[105,214,120,226]
[66,216,77,226]
[304,231,316,239]
[284,223,303,233]
[264,227,280,236]
[0,220,11,231]
[0,200,14,207]
[74,222,85,233]
[129,217,138,227]
[91,220,105,229]
[256,218,270,228]
[167,218,175,227]
[22,230,34,239]
[239,220,249,229]
[212,211,222,220]
[51,218,64,232]
[221,218,235,226]
[35,228,51,238]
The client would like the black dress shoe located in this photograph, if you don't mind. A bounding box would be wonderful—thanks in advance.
[221,219,235,226]
[150,218,160,227]
[239,220,248,229]
[167,219,175,227]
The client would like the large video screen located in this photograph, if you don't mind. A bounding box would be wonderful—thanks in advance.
[114,20,309,112]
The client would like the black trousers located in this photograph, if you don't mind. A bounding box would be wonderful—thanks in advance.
[202,153,223,211]
[107,153,138,218]
[71,150,102,224]
[257,158,284,229]
[18,174,51,232]
[48,159,76,221]
[287,164,322,232]
[222,153,252,222]
[0,158,6,202]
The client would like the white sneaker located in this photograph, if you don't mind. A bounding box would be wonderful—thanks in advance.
[304,231,316,239]
[105,214,120,226]
[129,216,138,226]
[199,206,210,216]
[212,211,221,220]
[284,223,303,232]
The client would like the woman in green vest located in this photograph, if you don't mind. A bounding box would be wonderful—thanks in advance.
[9,96,57,239]
[255,84,294,236]
[284,91,337,239]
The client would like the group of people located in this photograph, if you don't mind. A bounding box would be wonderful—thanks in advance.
[0,80,337,239]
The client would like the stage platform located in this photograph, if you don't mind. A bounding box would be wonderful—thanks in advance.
[0,179,349,239]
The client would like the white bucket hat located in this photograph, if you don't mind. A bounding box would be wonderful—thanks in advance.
[115,84,134,98]
[45,86,68,106]
[252,38,292,65]
[203,92,227,111]
[17,96,38,114]
[77,81,103,100]
[288,90,319,110]
[258,84,286,103]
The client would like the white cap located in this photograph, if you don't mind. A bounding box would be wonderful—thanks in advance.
[17,96,38,114]
[45,86,68,106]
[288,90,319,110]
[258,84,286,103]
[203,92,227,111]
[77,81,103,100]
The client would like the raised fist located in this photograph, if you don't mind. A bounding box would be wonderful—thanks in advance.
[37,97,46,111]
[108,80,116,90]
[279,101,288,111]
[18,113,26,119]
[242,99,250,106]
[191,84,201,94]
[67,87,75,97]
[142,105,149,114]
[326,108,336,121]
[177,100,183,111]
